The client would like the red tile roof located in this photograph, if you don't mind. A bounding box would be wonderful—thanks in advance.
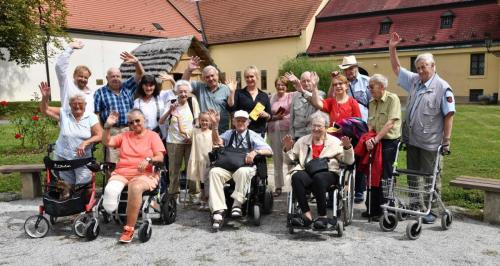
[167,0,201,30]
[318,0,471,17]
[65,0,201,39]
[198,0,324,45]
[307,3,500,55]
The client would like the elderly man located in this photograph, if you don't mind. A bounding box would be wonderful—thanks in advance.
[207,110,272,231]
[362,74,401,219]
[287,71,325,141]
[94,51,145,162]
[389,32,455,224]
[339,55,371,203]
[55,40,95,113]
[182,56,230,132]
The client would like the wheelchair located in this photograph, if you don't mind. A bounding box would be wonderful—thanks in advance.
[24,144,100,238]
[208,151,274,231]
[286,163,355,236]
[84,161,176,243]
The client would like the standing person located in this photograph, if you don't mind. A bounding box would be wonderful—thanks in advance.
[286,71,325,141]
[359,74,401,219]
[55,40,95,113]
[94,52,145,162]
[267,76,296,197]
[228,65,271,138]
[133,74,164,137]
[159,80,200,200]
[389,32,455,224]
[182,56,231,132]
[186,112,213,209]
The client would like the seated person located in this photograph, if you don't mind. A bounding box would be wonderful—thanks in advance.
[38,81,101,185]
[102,109,165,243]
[207,110,272,230]
[282,112,354,229]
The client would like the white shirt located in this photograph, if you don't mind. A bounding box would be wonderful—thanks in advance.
[55,110,99,160]
[133,96,165,130]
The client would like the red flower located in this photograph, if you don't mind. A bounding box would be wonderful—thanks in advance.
[15,133,23,139]
[31,115,40,121]
[0,101,7,107]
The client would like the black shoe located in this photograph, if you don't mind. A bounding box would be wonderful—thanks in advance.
[313,217,328,230]
[291,215,313,228]
[422,213,437,224]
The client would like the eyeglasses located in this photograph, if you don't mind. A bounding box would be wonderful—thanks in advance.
[128,119,142,125]
[332,82,344,87]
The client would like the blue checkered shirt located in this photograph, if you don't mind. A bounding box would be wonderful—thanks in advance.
[94,77,137,126]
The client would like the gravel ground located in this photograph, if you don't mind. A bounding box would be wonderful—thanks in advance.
[1,194,500,265]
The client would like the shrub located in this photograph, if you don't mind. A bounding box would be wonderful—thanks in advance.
[278,56,338,93]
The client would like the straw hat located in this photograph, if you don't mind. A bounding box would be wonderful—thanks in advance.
[338,55,361,69]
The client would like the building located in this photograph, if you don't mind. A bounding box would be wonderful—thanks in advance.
[307,0,500,103]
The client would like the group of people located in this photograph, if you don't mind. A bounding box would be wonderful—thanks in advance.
[37,30,455,242]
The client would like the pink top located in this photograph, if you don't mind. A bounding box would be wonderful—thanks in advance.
[268,92,297,132]
[111,130,166,177]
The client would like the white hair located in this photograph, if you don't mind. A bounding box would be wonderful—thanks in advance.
[202,65,219,78]
[301,71,320,84]
[68,91,86,103]
[369,74,388,89]
[415,53,435,67]
[126,108,145,119]
[309,111,330,127]
[174,80,193,93]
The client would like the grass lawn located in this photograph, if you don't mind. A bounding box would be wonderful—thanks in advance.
[0,104,499,210]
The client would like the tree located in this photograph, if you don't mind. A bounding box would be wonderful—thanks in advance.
[0,0,69,66]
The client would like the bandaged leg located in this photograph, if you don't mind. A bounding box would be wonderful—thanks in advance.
[103,180,126,213]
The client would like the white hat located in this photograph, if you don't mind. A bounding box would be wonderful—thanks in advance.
[338,55,361,70]
[234,110,249,119]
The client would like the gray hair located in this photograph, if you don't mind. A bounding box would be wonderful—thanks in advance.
[301,71,320,84]
[369,74,388,89]
[309,111,330,127]
[126,108,145,119]
[68,91,86,103]
[415,53,435,67]
[174,80,193,93]
[202,65,219,78]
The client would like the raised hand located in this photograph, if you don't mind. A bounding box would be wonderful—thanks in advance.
[341,136,353,149]
[69,40,84,50]
[284,72,303,93]
[120,51,139,64]
[282,134,294,152]
[158,72,175,83]
[225,77,237,93]
[310,71,319,88]
[389,32,401,48]
[38,82,51,98]
[106,111,119,127]
[207,109,220,125]
[188,56,202,72]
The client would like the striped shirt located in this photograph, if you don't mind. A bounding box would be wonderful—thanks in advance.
[94,77,137,126]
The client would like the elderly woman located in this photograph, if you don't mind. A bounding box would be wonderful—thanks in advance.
[228,65,271,138]
[102,109,165,243]
[159,80,200,198]
[38,82,101,185]
[267,76,296,196]
[283,112,354,229]
[361,74,401,219]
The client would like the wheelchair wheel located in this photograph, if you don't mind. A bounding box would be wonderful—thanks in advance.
[379,213,398,232]
[160,194,177,225]
[336,221,344,237]
[343,171,355,226]
[406,220,422,240]
[138,221,152,242]
[85,218,100,241]
[262,190,273,215]
[24,215,50,238]
[251,205,261,226]
[101,210,111,224]
[73,214,89,238]
[441,210,453,230]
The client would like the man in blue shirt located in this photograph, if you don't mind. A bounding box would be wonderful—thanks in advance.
[389,32,455,224]
[94,51,145,162]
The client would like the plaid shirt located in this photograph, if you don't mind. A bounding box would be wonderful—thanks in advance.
[94,77,137,126]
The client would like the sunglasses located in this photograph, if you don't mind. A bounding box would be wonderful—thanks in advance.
[128,119,142,125]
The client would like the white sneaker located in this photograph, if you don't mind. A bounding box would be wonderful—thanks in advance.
[190,193,201,205]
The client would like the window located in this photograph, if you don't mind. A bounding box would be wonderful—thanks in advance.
[470,54,485,75]
[379,17,392,34]
[440,10,454,29]
[410,56,417,73]
[261,70,267,90]
[235,71,242,89]
[469,89,483,102]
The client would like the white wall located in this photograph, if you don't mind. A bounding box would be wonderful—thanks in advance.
[0,33,146,101]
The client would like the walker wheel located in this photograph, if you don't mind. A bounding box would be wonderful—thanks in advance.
[441,210,453,230]
[24,215,50,238]
[138,221,152,242]
[251,205,261,226]
[406,220,421,240]
[262,190,273,215]
[336,221,344,237]
[73,214,89,238]
[379,213,398,232]
[160,194,177,225]
[49,215,58,225]
[85,218,100,241]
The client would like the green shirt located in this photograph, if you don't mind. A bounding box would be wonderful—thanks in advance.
[368,90,401,140]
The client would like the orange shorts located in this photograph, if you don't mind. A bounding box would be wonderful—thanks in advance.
[109,172,159,191]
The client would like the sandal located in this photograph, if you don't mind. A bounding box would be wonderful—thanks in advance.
[212,210,224,231]
[230,207,242,218]
[273,188,282,197]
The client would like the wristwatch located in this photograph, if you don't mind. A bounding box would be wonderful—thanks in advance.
[145,157,152,164]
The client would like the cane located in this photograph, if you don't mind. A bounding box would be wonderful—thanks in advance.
[367,151,373,222]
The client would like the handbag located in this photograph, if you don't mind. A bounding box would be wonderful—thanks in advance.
[303,146,330,176]
[212,130,252,172]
